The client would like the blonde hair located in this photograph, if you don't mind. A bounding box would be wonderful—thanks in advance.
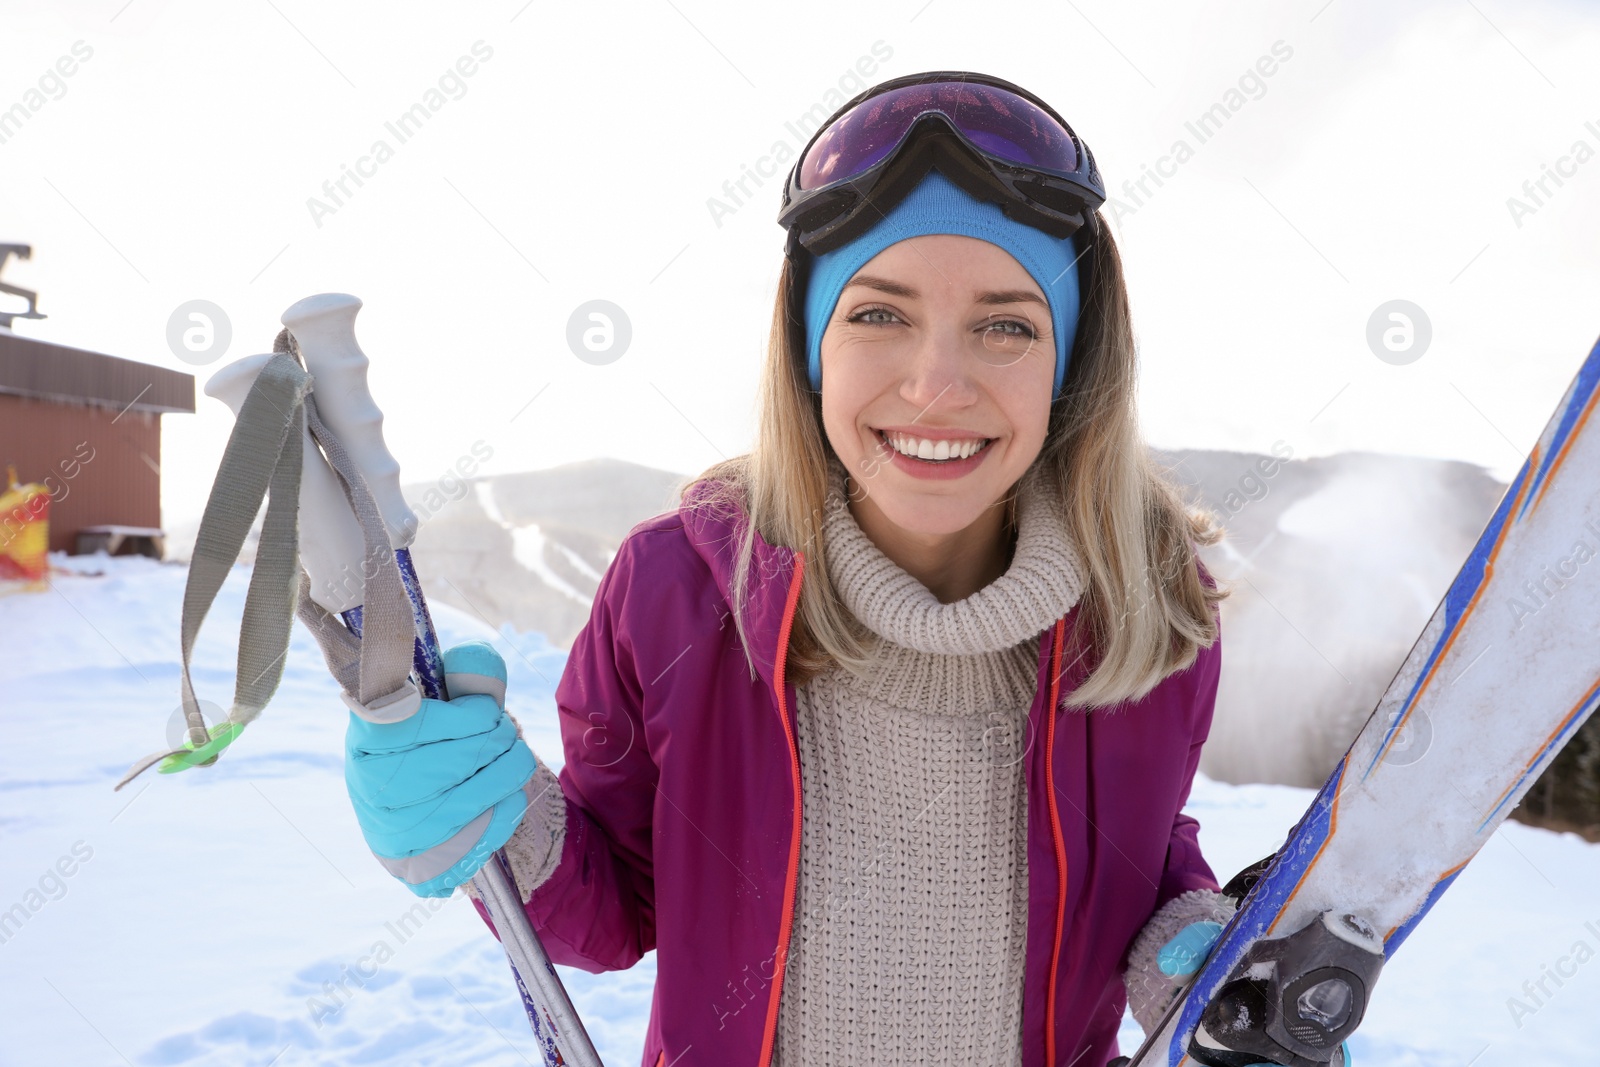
[681,215,1228,709]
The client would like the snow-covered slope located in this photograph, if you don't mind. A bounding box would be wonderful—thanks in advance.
[2,556,1595,1065]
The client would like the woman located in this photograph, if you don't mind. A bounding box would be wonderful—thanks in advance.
[343,72,1264,1067]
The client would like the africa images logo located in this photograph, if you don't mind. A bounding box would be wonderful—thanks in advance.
[705,41,895,229]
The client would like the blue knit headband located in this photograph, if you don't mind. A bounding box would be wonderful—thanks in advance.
[803,167,1083,398]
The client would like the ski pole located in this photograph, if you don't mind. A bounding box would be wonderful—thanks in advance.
[279,293,603,1067]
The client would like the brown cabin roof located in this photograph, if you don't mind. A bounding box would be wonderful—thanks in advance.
[0,329,194,414]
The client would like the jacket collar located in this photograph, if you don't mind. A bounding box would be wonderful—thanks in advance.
[678,478,800,691]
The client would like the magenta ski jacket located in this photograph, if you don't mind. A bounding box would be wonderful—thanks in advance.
[471,479,1224,1067]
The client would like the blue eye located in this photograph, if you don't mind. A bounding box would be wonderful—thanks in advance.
[986,319,1036,340]
[846,306,901,326]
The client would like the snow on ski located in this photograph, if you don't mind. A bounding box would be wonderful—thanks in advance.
[1124,331,1600,1067]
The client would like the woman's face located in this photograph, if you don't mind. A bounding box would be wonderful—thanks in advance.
[819,233,1056,537]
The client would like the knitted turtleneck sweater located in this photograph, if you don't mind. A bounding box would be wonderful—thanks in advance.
[477,459,1230,1057]
[769,458,1088,1066]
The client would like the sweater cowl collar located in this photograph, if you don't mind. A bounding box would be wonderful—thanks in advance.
[821,457,1087,657]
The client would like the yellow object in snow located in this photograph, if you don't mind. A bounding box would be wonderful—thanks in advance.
[0,465,50,582]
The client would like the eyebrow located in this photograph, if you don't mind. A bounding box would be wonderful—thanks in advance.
[843,274,1046,308]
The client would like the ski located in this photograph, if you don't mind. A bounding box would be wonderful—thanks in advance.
[1123,331,1600,1067]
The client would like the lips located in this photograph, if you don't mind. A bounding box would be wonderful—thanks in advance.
[866,427,997,481]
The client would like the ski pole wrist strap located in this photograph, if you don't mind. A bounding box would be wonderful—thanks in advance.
[117,331,418,789]
[116,350,312,788]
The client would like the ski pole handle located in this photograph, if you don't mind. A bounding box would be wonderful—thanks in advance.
[281,294,446,697]
[205,341,439,694]
[281,294,417,550]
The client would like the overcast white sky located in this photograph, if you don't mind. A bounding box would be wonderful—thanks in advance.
[3,0,1597,527]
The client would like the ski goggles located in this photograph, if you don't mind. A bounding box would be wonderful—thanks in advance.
[778,71,1106,257]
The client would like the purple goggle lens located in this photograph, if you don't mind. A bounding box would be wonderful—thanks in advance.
[797,80,1082,192]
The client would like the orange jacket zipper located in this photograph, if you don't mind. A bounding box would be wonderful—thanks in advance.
[1044,616,1069,1064]
[758,551,807,1066]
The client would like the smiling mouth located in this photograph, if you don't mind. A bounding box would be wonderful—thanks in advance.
[874,428,995,463]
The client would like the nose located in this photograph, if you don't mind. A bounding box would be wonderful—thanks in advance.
[898,321,980,412]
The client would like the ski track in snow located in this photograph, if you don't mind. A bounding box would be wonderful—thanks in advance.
[474,481,593,606]
[2,556,1598,1065]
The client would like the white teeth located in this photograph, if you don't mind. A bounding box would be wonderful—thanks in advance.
[884,432,989,461]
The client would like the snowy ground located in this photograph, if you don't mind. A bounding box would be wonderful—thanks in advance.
[2,556,1597,1066]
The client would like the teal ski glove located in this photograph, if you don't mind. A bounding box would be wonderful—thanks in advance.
[1157,919,1225,976]
[344,641,537,898]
